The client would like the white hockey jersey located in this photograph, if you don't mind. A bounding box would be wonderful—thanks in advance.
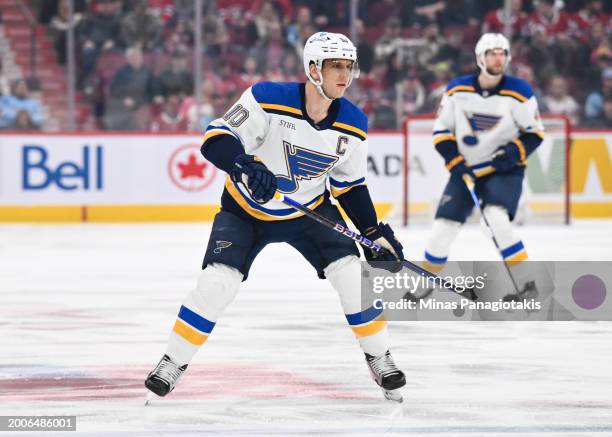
[433,74,544,177]
[203,82,368,221]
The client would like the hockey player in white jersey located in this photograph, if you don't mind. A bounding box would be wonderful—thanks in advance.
[422,33,544,297]
[145,32,406,402]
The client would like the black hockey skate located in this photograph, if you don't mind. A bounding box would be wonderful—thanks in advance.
[145,354,187,401]
[365,350,406,402]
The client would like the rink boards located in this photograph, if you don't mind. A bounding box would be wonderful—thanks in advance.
[0,131,610,222]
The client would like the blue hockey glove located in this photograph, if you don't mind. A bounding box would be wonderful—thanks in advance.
[363,222,404,272]
[230,154,277,203]
[448,156,475,182]
[491,143,521,173]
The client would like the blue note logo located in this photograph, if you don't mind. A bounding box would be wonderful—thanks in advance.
[214,241,232,254]
[463,112,502,146]
[275,142,338,194]
[22,144,104,190]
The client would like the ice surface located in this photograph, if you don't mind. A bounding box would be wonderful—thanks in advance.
[1,221,612,436]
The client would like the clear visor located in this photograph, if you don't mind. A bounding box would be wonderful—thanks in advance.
[323,58,360,78]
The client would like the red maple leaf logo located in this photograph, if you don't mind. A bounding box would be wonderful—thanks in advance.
[177,153,207,179]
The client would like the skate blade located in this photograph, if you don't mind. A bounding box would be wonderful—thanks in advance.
[144,391,156,406]
[382,388,403,403]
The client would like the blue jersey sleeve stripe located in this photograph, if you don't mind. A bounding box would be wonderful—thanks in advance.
[329,176,366,188]
[433,129,451,135]
[345,305,383,326]
[178,305,216,334]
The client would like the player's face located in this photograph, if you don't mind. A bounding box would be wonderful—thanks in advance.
[484,48,507,76]
[320,59,354,98]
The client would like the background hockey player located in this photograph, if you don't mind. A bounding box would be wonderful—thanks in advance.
[145,32,406,402]
[423,33,544,298]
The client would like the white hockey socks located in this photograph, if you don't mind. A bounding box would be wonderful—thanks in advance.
[325,256,389,357]
[424,218,462,273]
[165,263,243,365]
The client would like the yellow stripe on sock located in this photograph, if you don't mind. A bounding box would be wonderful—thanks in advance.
[506,251,528,266]
[351,318,387,338]
[173,319,208,346]
[423,261,445,273]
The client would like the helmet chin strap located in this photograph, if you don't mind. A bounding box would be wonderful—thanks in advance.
[308,73,334,102]
[308,61,345,101]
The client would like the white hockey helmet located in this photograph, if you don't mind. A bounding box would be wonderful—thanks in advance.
[475,33,511,77]
[303,32,360,100]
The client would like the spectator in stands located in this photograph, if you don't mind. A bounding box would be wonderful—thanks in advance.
[150,93,188,132]
[147,0,175,25]
[515,63,548,112]
[411,0,447,27]
[252,0,282,43]
[49,0,83,65]
[544,75,580,124]
[76,0,123,84]
[286,5,312,47]
[184,79,216,131]
[374,17,403,62]
[120,0,163,52]
[162,18,194,54]
[0,79,43,130]
[585,68,612,121]
[280,51,301,82]
[482,0,527,35]
[237,55,263,91]
[105,46,161,130]
[354,19,374,75]
[397,74,426,117]
[584,97,612,128]
[0,58,11,97]
[157,49,194,97]
[249,20,293,74]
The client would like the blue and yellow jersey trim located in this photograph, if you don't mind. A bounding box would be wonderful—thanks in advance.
[225,176,325,221]
[446,85,476,97]
[445,74,476,97]
[446,155,465,171]
[499,76,534,103]
[345,306,386,338]
[329,176,366,197]
[433,129,457,145]
[471,161,496,178]
[259,103,303,118]
[512,138,528,163]
[252,82,304,120]
[203,125,238,143]
[332,98,368,141]
[331,121,367,141]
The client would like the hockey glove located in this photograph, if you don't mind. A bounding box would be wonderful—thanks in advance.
[363,222,404,272]
[491,143,521,173]
[230,154,278,203]
[448,156,475,182]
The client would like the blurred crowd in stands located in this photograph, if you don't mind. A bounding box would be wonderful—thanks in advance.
[0,0,611,131]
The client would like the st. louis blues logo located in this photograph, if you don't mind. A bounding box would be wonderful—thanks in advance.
[462,112,502,146]
[276,142,338,194]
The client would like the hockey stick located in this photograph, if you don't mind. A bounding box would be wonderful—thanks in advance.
[276,192,476,300]
[461,174,534,301]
